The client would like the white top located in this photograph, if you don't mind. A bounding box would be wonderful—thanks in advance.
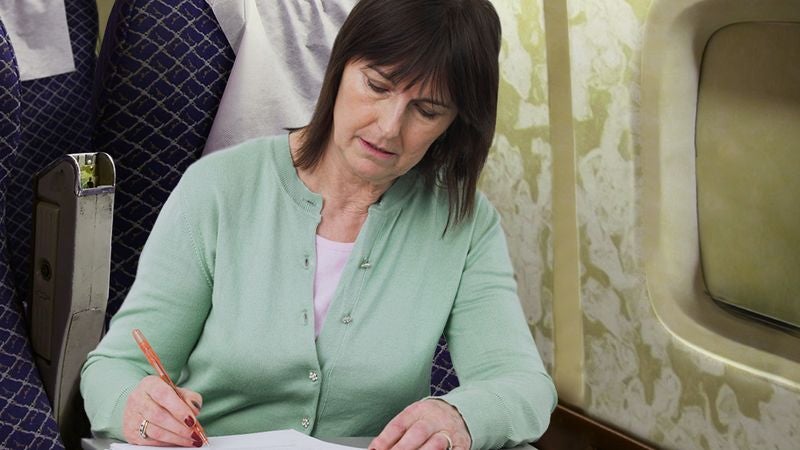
[0,0,75,80]
[313,234,355,337]
[203,0,356,154]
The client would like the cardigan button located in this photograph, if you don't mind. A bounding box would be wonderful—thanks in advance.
[301,416,311,429]
[341,315,353,324]
[359,258,371,269]
[309,370,319,382]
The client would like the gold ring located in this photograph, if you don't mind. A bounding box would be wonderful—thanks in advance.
[439,432,453,450]
[138,418,150,440]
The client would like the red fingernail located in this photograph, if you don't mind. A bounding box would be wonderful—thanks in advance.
[185,416,195,428]
[191,431,201,441]
[193,440,203,448]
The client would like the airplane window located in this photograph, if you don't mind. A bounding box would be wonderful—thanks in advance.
[696,22,800,330]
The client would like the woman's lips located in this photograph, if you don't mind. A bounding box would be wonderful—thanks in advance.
[360,138,396,158]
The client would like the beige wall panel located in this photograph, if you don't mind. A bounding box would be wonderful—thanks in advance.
[481,0,555,370]
[96,0,114,46]
[563,0,800,448]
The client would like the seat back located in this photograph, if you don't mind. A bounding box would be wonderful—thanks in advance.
[430,336,459,396]
[93,0,235,320]
[0,18,66,450]
[94,0,460,398]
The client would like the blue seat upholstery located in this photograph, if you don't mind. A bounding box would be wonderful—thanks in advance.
[0,18,66,450]
[94,0,459,397]
[430,336,459,396]
[93,0,236,320]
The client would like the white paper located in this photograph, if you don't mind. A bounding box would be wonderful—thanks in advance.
[109,429,365,450]
[202,0,356,155]
[0,0,75,80]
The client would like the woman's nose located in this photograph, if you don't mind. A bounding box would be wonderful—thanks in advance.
[376,100,405,138]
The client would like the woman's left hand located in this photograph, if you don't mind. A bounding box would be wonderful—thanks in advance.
[368,399,471,450]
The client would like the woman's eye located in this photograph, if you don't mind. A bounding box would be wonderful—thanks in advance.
[367,79,389,94]
[417,107,440,119]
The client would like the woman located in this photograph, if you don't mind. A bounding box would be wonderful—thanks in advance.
[81,0,557,448]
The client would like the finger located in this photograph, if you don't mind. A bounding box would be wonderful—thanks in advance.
[141,403,198,445]
[390,419,435,450]
[148,378,202,434]
[136,416,200,447]
[370,405,419,449]
[418,432,452,450]
[176,387,203,415]
[122,378,163,444]
[124,377,198,446]
[425,400,471,450]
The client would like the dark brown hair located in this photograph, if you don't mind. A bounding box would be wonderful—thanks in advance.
[295,0,502,227]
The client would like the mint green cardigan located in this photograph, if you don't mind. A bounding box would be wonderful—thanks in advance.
[80,135,556,449]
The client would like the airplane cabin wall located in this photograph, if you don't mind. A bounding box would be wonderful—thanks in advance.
[499,0,800,449]
[479,0,556,374]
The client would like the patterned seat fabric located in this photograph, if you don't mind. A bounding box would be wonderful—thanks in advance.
[93,0,235,320]
[96,0,459,397]
[431,336,459,395]
[0,19,66,450]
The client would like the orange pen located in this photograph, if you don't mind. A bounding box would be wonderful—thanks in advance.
[132,328,210,446]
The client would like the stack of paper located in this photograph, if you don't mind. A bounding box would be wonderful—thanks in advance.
[109,429,365,450]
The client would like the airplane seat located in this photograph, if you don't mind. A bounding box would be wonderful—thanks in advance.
[431,336,459,396]
[93,0,235,321]
[0,18,66,450]
[92,0,460,400]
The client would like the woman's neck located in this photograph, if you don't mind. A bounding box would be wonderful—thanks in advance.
[290,131,388,242]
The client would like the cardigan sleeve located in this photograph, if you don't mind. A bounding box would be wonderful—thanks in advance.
[80,173,214,440]
[435,194,557,449]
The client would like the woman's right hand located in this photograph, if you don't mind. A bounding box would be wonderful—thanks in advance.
[122,375,204,447]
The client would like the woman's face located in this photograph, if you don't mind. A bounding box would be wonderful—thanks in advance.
[326,60,458,188]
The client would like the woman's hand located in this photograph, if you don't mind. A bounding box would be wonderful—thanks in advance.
[369,399,471,450]
[122,375,204,447]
